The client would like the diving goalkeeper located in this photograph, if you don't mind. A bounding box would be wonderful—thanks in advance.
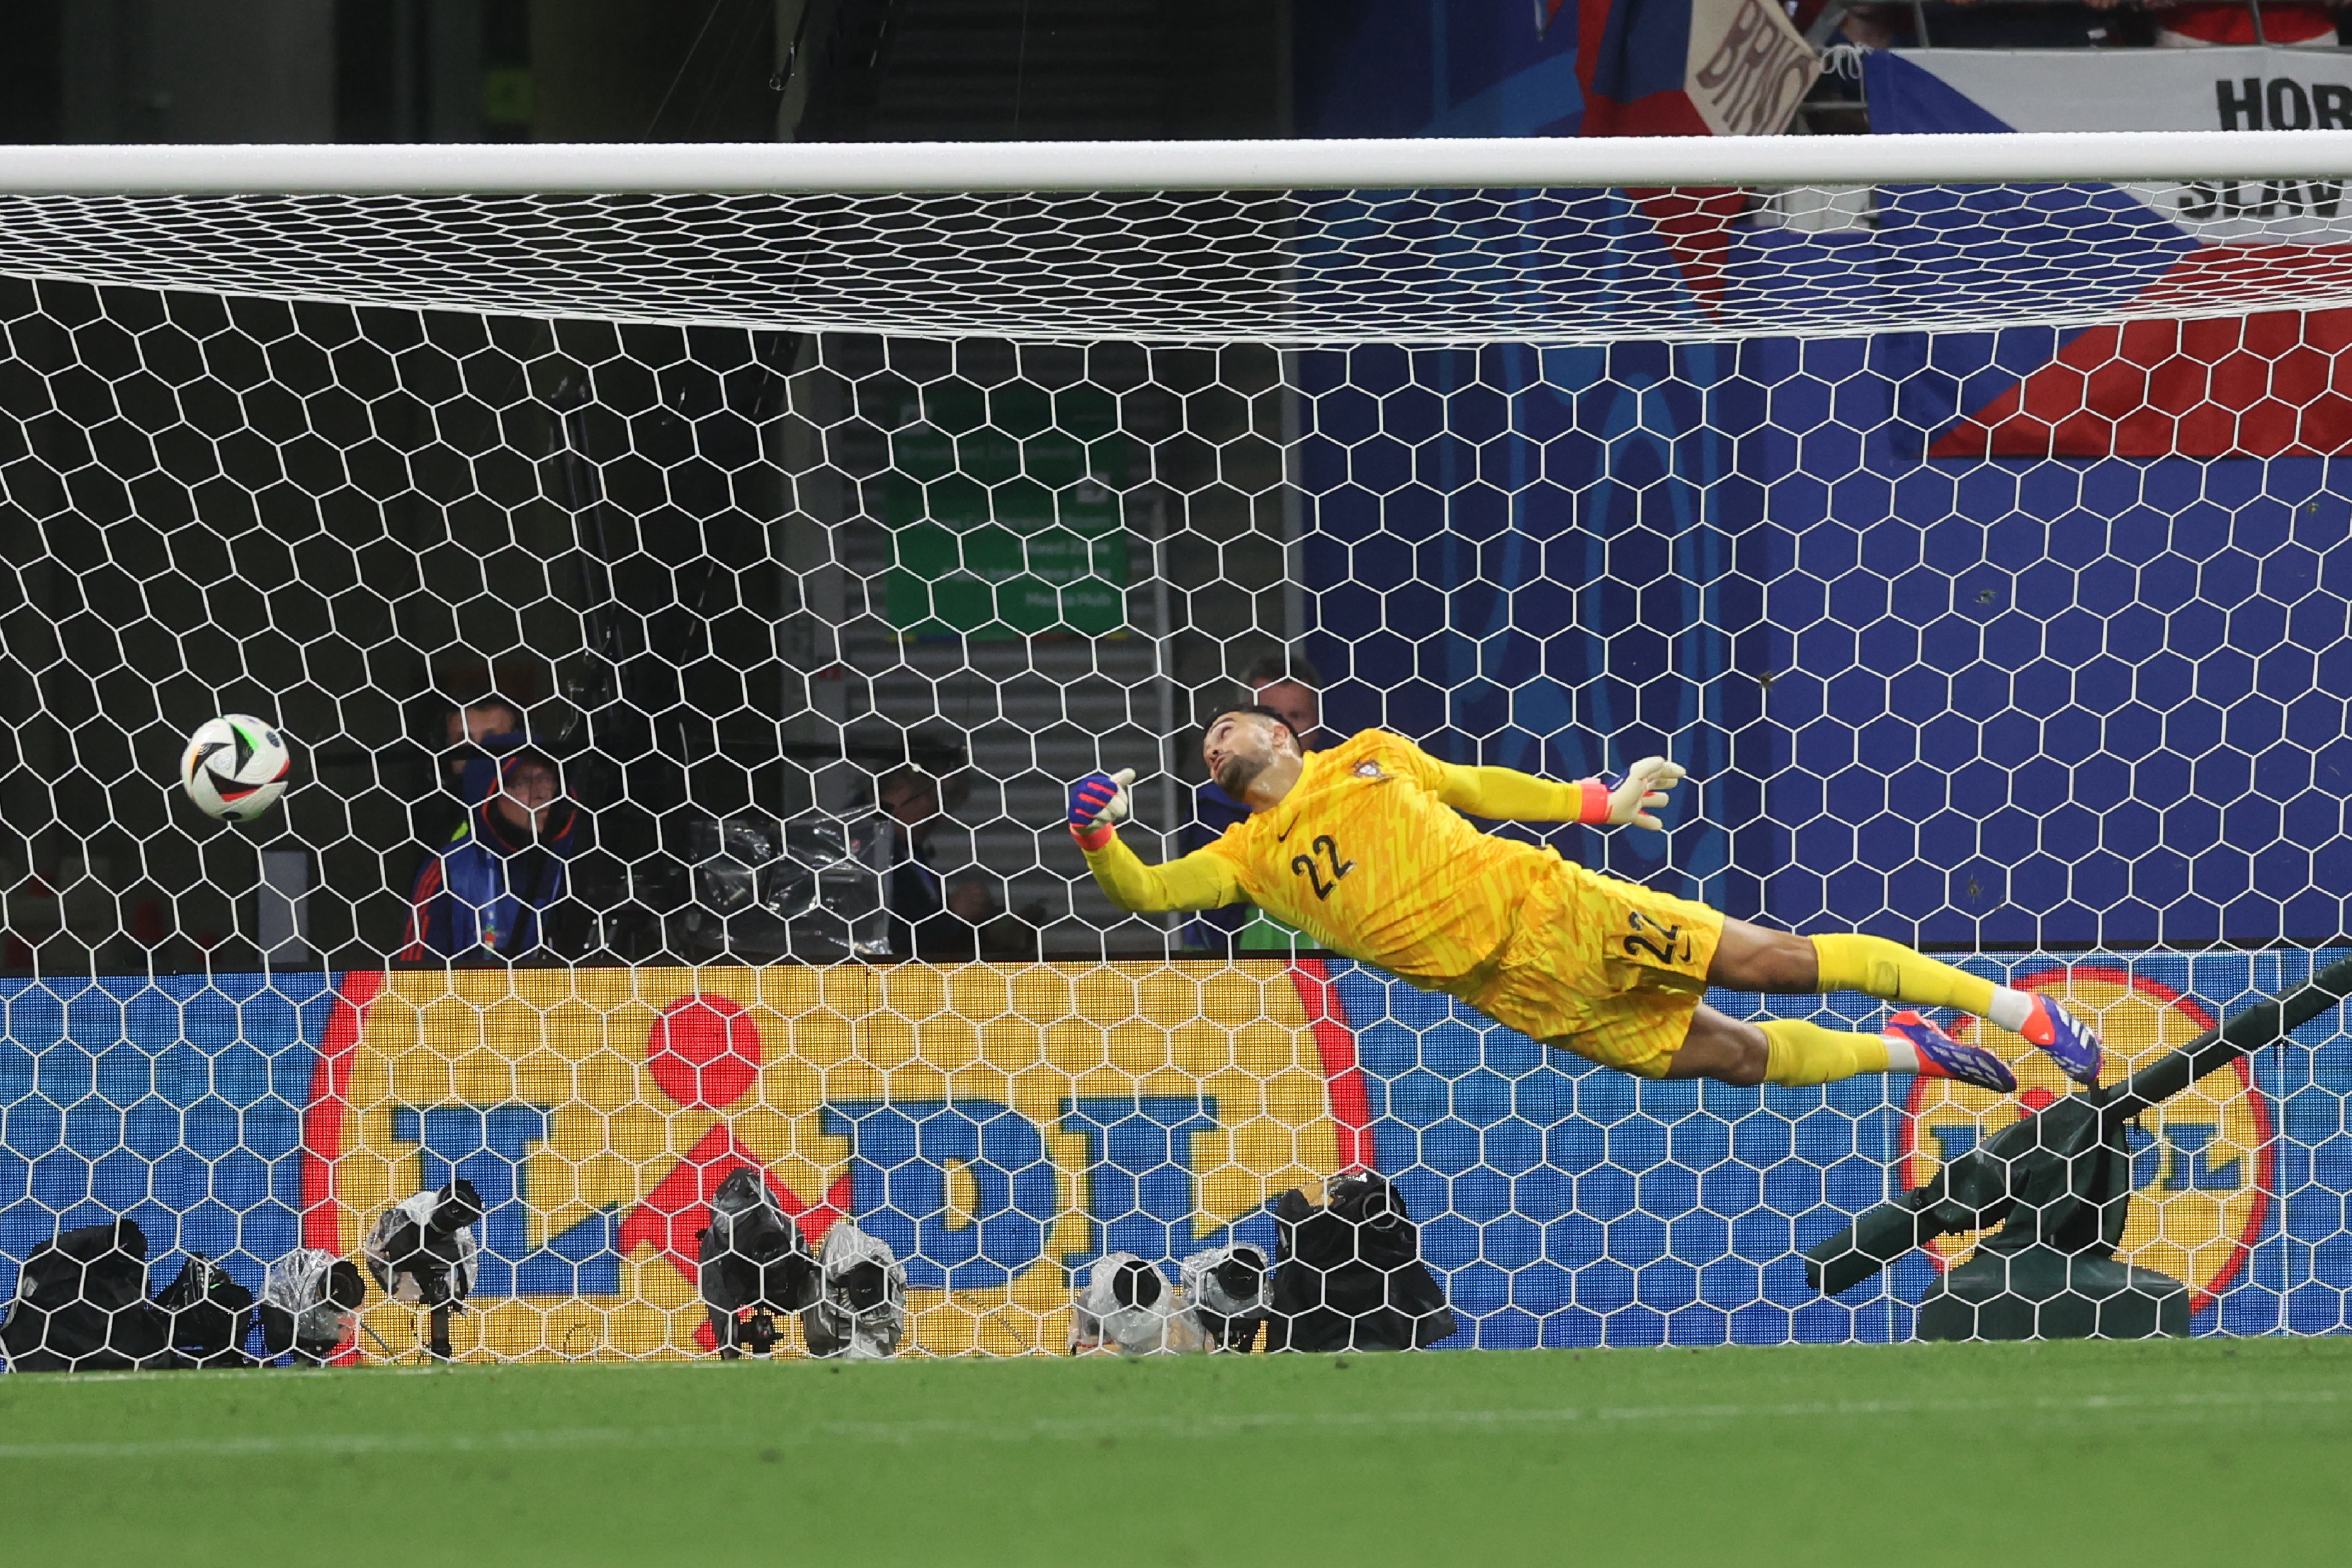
[1069,711,2102,1093]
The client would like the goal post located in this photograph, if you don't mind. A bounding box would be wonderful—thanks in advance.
[0,133,2345,1358]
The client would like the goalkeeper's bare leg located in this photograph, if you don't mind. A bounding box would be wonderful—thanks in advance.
[1664,920,2102,1091]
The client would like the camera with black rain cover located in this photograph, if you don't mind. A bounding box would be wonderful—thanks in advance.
[1268,1171,1454,1352]
[697,1166,821,1357]
[153,1250,256,1368]
[1,1218,175,1372]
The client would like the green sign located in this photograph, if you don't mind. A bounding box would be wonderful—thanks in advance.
[882,383,1129,639]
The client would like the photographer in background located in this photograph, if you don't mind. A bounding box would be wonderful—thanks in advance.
[401,741,586,961]
[413,662,535,852]
[878,762,1000,960]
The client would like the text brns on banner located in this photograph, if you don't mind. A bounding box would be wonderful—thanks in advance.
[1867,47,2352,242]
[1685,0,1820,137]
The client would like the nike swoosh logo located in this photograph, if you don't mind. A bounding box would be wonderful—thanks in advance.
[1276,820,1298,842]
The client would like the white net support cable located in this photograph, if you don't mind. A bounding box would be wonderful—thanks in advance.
[0,134,2346,343]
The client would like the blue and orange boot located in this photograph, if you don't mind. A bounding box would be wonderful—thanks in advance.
[1885,1009,2016,1094]
[2017,993,2103,1085]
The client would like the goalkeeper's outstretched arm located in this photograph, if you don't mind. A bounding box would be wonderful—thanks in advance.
[1433,754,1685,832]
[1066,769,1244,914]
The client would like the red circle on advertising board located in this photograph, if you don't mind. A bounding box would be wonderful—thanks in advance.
[646,994,764,1109]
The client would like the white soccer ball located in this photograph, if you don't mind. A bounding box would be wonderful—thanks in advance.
[180,714,292,822]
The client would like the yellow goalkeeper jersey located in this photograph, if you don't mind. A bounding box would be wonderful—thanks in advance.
[1082,729,1580,989]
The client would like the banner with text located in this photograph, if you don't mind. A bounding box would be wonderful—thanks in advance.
[0,955,2346,1359]
[1870,47,2352,241]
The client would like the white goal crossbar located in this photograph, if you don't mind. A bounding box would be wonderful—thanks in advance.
[0,130,2345,195]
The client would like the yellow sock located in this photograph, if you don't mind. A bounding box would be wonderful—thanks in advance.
[1760,1019,1893,1086]
[1810,933,1997,1016]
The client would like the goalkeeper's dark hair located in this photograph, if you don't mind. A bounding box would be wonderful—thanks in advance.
[1210,704,1300,746]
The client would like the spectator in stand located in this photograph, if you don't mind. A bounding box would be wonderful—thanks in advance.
[1821,2,1917,47]
[401,739,583,960]
[1916,0,2144,47]
[1245,654,1325,754]
[1183,652,1326,952]
[2098,0,2347,47]
[1920,0,2346,47]
[876,763,985,960]
[442,693,523,786]
[414,664,531,853]
[945,872,1042,962]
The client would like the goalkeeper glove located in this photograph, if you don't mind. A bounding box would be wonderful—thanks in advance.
[1607,756,1685,832]
[1067,768,1134,851]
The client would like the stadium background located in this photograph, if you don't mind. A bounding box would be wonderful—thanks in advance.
[4,1,2352,1355]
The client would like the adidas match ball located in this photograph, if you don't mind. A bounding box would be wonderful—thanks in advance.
[181,715,292,822]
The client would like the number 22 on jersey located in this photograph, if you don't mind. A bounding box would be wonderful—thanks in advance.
[1290,835,1353,900]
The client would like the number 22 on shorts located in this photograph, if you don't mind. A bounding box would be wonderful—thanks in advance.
[1622,908,1691,966]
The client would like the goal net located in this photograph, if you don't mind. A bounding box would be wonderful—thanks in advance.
[0,134,2346,1360]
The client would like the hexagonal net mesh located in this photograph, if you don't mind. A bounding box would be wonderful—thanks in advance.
[0,164,2348,1364]
[0,178,2351,344]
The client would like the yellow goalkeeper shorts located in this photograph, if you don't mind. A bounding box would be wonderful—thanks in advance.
[1457,861,1724,1079]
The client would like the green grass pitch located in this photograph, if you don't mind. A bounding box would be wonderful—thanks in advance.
[2,1336,2344,1566]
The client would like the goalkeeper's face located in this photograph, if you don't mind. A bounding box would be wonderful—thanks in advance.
[1203,711,1296,799]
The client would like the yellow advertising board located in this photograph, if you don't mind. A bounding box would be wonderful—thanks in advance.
[303,962,1367,1360]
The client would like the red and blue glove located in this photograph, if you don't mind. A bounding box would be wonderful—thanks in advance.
[1068,768,1134,850]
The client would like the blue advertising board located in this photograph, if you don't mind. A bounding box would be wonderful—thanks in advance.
[0,955,2342,1359]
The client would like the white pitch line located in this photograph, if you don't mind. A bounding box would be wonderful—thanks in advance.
[0,1385,2337,1463]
